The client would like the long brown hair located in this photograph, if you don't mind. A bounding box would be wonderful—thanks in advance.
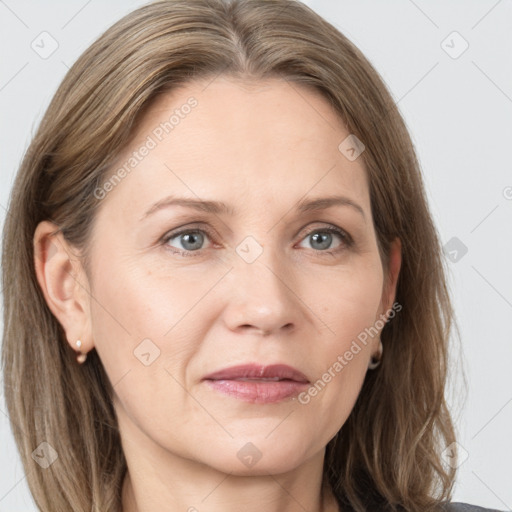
[2,1,460,510]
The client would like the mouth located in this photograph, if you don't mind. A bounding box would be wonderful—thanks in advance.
[202,364,310,403]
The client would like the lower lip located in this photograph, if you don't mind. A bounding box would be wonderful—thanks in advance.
[204,379,309,403]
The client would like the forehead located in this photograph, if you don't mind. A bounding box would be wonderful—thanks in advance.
[100,76,370,217]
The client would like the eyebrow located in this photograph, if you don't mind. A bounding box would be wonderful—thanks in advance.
[140,194,366,221]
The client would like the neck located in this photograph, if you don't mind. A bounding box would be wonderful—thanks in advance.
[120,453,340,512]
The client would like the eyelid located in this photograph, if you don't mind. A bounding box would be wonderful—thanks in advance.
[299,222,353,244]
[160,223,216,247]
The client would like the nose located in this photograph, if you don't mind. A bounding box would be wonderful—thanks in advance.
[221,249,302,337]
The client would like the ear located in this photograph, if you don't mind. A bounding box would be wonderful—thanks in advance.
[33,220,94,355]
[379,237,402,318]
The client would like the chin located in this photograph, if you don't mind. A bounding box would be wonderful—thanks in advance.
[194,437,314,476]
[214,456,305,477]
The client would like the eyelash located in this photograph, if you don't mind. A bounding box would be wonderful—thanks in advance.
[160,223,354,258]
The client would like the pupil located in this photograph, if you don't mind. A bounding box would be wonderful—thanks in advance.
[312,232,331,250]
[183,232,203,250]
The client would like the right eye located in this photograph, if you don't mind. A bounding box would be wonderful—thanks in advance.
[162,227,215,257]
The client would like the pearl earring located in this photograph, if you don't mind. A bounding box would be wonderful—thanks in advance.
[75,340,87,364]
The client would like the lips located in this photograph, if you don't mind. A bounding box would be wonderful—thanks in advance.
[202,364,311,403]
[202,363,310,383]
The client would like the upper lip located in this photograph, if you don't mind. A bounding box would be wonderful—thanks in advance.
[203,364,310,383]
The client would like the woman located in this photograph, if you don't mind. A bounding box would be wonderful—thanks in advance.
[1,0,502,511]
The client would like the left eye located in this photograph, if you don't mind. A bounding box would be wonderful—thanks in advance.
[298,227,348,252]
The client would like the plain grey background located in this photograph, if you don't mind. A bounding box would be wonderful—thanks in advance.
[1,0,511,510]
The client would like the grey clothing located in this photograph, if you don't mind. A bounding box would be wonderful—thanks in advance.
[443,503,506,512]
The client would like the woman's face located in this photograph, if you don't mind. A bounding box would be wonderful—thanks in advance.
[81,77,400,475]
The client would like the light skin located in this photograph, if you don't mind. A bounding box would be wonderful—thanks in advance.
[34,77,401,512]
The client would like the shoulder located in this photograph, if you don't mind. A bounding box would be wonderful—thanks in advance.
[441,502,505,512]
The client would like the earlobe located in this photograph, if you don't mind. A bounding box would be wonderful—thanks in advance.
[33,220,93,354]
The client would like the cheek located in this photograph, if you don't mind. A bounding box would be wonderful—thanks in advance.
[300,261,383,422]
[87,266,205,443]
[87,257,204,391]
[317,258,384,345]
